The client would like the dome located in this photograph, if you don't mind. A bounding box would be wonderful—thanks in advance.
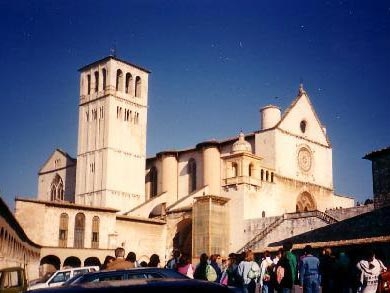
[232,132,252,153]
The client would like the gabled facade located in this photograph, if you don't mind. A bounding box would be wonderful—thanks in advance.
[37,149,76,203]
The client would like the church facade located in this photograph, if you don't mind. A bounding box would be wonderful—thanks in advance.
[15,56,354,272]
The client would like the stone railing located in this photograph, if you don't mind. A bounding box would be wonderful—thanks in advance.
[237,215,284,253]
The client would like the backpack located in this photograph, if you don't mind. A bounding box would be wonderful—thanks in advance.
[378,269,390,293]
[206,264,217,282]
[263,261,275,282]
[247,261,260,280]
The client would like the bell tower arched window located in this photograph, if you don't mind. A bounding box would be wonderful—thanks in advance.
[102,68,107,90]
[116,69,123,91]
[188,158,197,193]
[50,174,64,201]
[74,213,85,248]
[135,76,141,97]
[94,71,99,92]
[125,73,133,94]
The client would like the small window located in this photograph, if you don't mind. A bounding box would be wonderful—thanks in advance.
[87,74,91,95]
[116,69,123,91]
[300,120,307,133]
[135,76,141,97]
[94,71,99,92]
[232,162,238,177]
[102,69,107,90]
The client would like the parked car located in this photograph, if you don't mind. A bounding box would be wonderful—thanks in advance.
[62,267,187,286]
[0,266,27,293]
[28,278,237,293]
[28,267,99,291]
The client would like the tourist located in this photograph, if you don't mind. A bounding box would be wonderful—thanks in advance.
[357,249,387,293]
[299,245,320,293]
[101,255,115,270]
[194,253,209,281]
[125,251,138,268]
[106,247,133,270]
[165,249,181,270]
[319,247,336,293]
[209,254,223,283]
[275,242,297,293]
[237,250,260,293]
[259,250,274,293]
[147,253,161,267]
[225,253,240,287]
[177,254,194,278]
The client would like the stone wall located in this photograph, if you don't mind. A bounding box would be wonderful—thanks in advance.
[325,204,374,221]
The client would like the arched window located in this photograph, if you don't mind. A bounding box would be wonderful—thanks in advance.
[87,74,91,95]
[262,211,266,218]
[116,69,123,91]
[135,76,141,97]
[150,166,158,198]
[74,213,85,248]
[94,71,99,92]
[50,174,64,201]
[232,162,238,177]
[125,73,133,94]
[249,163,254,177]
[271,172,274,183]
[188,158,197,193]
[261,169,264,181]
[102,68,107,90]
[266,171,269,181]
[91,216,99,249]
[58,213,68,248]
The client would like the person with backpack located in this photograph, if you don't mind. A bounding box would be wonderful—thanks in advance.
[237,250,260,293]
[193,252,218,282]
[275,242,297,293]
[260,250,274,293]
[209,254,223,283]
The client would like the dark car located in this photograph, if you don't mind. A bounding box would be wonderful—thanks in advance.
[28,278,236,293]
[61,267,188,286]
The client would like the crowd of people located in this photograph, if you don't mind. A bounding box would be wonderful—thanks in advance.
[100,244,388,293]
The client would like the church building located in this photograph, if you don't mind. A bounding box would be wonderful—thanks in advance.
[14,55,354,272]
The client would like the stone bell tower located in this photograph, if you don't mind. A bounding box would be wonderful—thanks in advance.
[75,56,150,212]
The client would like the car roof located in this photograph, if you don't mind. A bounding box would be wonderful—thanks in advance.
[62,267,187,286]
[29,278,233,293]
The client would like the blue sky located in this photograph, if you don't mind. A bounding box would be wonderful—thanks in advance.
[0,0,389,210]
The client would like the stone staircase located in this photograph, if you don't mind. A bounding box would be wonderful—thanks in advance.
[237,210,338,252]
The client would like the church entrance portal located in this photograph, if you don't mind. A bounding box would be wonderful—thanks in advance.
[296,192,316,212]
[172,218,192,257]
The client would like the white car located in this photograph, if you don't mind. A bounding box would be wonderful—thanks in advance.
[28,266,99,290]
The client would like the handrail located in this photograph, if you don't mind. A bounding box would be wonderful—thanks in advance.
[236,210,338,252]
[236,215,284,253]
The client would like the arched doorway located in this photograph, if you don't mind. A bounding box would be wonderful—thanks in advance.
[40,255,61,271]
[40,255,61,277]
[63,256,81,268]
[84,257,101,267]
[296,191,316,212]
[172,218,192,257]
